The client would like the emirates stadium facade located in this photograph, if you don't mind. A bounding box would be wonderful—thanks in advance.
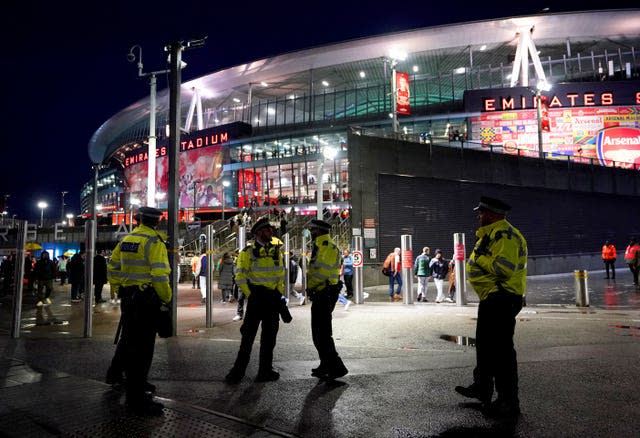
[85,9,640,274]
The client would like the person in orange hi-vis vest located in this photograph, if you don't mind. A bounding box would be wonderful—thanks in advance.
[601,240,617,280]
[623,239,640,285]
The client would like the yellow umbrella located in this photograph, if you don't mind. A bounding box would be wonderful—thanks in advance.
[25,242,43,251]
[63,250,75,257]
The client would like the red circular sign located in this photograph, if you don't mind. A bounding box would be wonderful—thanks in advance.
[454,243,465,261]
[352,251,363,267]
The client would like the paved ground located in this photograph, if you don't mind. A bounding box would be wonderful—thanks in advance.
[0,269,639,437]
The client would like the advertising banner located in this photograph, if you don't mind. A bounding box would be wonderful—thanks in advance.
[396,71,411,115]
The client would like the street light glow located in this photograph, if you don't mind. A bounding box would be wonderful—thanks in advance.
[37,201,48,227]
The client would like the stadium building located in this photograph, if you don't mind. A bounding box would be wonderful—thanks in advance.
[85,9,640,277]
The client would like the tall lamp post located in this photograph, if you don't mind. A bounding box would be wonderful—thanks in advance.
[221,179,230,220]
[60,191,68,221]
[388,50,407,134]
[37,201,48,228]
[191,179,200,220]
[534,80,552,159]
[323,146,338,203]
[127,45,179,208]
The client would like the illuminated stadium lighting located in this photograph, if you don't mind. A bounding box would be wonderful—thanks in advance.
[359,71,366,78]
[322,80,329,87]
[412,65,419,72]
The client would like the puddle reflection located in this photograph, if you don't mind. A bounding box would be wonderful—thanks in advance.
[440,335,476,347]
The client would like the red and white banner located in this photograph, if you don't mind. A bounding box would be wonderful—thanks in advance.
[395,71,410,115]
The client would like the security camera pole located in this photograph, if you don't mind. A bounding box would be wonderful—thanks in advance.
[127,45,172,208]
[166,37,206,336]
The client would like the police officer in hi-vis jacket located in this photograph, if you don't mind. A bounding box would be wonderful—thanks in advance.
[107,206,171,416]
[456,196,527,419]
[306,219,349,381]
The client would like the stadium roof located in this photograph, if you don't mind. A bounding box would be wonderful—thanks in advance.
[88,9,640,164]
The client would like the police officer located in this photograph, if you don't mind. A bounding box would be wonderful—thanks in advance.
[455,196,527,418]
[107,206,171,415]
[306,219,348,380]
[225,217,286,383]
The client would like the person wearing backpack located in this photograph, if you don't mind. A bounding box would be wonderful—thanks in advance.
[413,246,432,302]
[382,248,402,302]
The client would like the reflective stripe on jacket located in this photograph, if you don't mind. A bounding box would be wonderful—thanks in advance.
[307,234,341,293]
[601,244,617,261]
[235,239,284,298]
[107,224,172,303]
[466,218,528,301]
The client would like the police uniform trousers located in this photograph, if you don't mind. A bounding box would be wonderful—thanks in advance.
[231,289,280,375]
[118,287,159,404]
[473,290,523,403]
[310,288,344,370]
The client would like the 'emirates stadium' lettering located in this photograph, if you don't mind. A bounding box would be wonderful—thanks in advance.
[180,132,228,150]
[123,131,230,167]
[602,135,640,146]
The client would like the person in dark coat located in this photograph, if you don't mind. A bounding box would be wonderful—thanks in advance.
[93,250,108,303]
[68,251,85,302]
[217,252,235,303]
[34,251,56,306]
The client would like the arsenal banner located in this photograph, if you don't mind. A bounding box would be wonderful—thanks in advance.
[396,71,410,115]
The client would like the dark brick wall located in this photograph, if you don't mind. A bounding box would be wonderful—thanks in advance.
[349,133,640,265]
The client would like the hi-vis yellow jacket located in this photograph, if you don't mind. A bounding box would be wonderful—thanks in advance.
[307,234,341,293]
[466,219,527,301]
[235,237,284,298]
[107,224,172,304]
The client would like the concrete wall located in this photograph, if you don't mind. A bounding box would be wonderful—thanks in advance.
[349,132,640,283]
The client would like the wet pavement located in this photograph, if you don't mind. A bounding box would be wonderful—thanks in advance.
[0,269,639,437]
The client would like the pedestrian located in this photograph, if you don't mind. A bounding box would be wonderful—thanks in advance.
[288,252,306,305]
[382,247,403,301]
[68,250,85,302]
[601,240,617,280]
[446,258,456,302]
[218,252,234,303]
[198,249,208,303]
[34,251,56,307]
[225,217,287,383]
[93,250,108,304]
[429,250,449,303]
[24,254,34,292]
[106,206,171,415]
[1,255,15,293]
[190,252,200,289]
[624,238,640,285]
[306,219,349,380]
[455,195,528,418]
[413,246,432,302]
[341,249,354,299]
[58,255,68,285]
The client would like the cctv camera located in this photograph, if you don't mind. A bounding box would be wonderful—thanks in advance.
[127,53,136,62]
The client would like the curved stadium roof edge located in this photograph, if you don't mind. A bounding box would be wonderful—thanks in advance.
[88,8,640,164]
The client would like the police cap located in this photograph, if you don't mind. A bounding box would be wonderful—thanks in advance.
[308,219,332,232]
[138,206,164,218]
[251,217,272,234]
[473,196,511,215]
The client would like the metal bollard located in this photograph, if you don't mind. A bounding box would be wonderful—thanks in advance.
[574,270,589,307]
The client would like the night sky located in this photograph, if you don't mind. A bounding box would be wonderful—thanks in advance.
[1,1,628,222]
